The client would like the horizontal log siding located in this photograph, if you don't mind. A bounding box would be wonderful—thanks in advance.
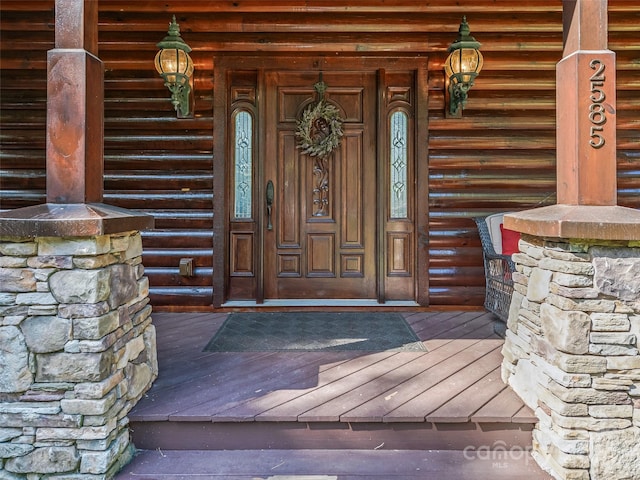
[1,1,638,309]
[0,4,216,307]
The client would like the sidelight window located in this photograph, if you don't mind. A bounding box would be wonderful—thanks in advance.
[233,110,253,219]
[390,110,408,219]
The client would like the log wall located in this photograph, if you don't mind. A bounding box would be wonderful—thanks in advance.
[1,1,638,308]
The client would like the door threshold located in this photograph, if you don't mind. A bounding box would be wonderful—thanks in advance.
[222,299,420,308]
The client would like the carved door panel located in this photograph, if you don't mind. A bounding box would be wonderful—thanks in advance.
[263,71,377,299]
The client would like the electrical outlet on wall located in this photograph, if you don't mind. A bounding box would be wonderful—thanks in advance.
[179,258,194,277]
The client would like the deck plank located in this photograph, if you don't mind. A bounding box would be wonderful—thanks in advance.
[211,353,359,421]
[170,351,359,420]
[513,405,538,423]
[130,352,286,420]
[158,353,274,387]
[405,310,465,329]
[213,339,452,421]
[231,350,400,421]
[340,339,503,423]
[255,352,417,422]
[425,367,507,422]
[380,341,504,422]
[148,350,275,391]
[153,312,225,348]
[300,339,488,422]
[166,352,321,420]
[427,312,495,340]
[410,311,475,339]
[298,351,432,422]
[471,385,529,422]
[416,349,506,421]
[421,316,495,352]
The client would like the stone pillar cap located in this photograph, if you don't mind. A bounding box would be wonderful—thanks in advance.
[504,205,640,241]
[0,203,154,237]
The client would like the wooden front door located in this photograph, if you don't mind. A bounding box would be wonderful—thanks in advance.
[216,56,428,306]
[263,70,377,299]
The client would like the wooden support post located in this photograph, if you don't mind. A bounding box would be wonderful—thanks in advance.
[0,0,153,238]
[557,0,616,206]
[46,0,103,203]
[504,0,640,240]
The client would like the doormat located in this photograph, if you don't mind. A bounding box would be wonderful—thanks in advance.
[203,312,427,352]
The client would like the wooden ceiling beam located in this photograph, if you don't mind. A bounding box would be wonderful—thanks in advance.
[95,0,563,14]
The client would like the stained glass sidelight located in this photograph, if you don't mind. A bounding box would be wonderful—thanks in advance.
[390,111,408,219]
[234,111,253,218]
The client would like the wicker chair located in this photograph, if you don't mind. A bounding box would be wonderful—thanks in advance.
[474,214,516,323]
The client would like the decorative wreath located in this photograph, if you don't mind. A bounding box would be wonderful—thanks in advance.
[295,99,344,158]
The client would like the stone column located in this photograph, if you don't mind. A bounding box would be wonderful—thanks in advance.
[500,1,640,479]
[0,231,157,477]
[502,235,640,479]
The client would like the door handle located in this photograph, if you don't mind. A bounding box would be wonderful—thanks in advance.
[266,180,274,231]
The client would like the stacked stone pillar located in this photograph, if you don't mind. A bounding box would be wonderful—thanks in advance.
[502,2,640,477]
[502,235,640,479]
[0,231,157,477]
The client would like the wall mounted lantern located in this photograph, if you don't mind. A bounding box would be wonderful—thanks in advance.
[443,16,483,118]
[155,15,194,117]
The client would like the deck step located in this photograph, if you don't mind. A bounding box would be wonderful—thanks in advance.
[116,448,553,479]
[129,419,535,451]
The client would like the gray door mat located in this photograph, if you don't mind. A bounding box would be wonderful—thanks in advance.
[203,312,427,352]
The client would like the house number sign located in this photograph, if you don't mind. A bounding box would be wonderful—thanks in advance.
[588,59,607,149]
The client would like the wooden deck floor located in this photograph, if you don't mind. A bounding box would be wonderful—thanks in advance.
[121,310,554,478]
[129,310,537,452]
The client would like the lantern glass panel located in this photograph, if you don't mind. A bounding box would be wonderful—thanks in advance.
[444,49,483,79]
[155,49,194,86]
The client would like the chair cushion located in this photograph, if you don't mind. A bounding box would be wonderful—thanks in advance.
[500,224,521,256]
[485,213,505,254]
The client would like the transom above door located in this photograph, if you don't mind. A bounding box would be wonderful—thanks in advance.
[212,55,429,306]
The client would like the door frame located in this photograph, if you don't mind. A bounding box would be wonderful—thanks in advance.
[212,54,429,307]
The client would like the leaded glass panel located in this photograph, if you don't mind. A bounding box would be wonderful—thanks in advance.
[234,111,253,219]
[390,111,408,219]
